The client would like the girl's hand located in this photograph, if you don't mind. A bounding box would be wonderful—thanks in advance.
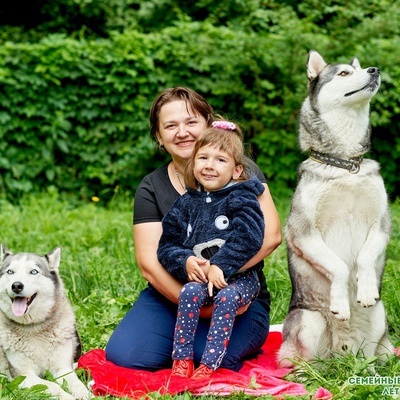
[186,256,208,283]
[200,259,211,276]
[207,264,227,296]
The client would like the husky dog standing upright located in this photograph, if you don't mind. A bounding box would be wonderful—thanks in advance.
[278,51,394,367]
[0,244,89,400]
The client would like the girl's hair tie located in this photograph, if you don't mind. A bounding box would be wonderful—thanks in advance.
[211,121,237,131]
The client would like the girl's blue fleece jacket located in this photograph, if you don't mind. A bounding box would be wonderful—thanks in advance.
[157,178,265,282]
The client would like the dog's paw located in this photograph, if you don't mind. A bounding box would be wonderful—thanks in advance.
[70,387,90,400]
[330,298,350,320]
[70,382,90,400]
[357,285,379,307]
[59,393,76,400]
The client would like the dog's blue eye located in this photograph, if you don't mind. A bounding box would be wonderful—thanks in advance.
[30,269,39,275]
[6,269,13,275]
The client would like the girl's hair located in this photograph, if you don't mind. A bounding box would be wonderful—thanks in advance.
[184,121,249,190]
[149,87,214,146]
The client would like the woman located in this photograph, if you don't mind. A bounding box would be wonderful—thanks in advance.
[105,87,282,372]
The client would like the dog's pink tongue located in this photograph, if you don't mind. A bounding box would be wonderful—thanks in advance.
[12,297,28,317]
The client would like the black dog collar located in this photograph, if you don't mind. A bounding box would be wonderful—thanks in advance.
[310,149,363,174]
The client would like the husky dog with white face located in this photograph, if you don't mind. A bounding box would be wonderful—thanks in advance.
[0,244,90,400]
[278,51,394,368]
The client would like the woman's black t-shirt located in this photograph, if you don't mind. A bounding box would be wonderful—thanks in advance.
[133,160,271,306]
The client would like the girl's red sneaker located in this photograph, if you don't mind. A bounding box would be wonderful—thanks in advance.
[171,359,194,378]
[191,363,215,380]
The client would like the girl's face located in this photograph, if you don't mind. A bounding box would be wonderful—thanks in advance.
[193,144,243,192]
[157,100,208,163]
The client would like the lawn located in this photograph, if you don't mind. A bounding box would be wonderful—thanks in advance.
[0,190,399,399]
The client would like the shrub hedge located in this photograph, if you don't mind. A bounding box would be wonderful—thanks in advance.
[1,14,400,202]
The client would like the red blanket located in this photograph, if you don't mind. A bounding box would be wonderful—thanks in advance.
[78,331,309,398]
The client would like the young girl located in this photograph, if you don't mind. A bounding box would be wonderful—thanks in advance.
[157,120,265,379]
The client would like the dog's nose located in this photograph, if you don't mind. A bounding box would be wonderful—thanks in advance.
[367,67,380,76]
[11,282,24,294]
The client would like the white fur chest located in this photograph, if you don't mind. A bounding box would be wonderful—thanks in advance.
[0,309,75,376]
[291,159,390,262]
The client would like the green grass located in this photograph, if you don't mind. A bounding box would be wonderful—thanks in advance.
[0,190,399,399]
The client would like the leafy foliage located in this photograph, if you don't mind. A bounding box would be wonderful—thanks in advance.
[0,0,400,202]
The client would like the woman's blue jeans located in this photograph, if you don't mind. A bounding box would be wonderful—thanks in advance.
[105,286,270,372]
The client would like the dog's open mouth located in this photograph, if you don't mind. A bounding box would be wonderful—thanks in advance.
[11,294,37,317]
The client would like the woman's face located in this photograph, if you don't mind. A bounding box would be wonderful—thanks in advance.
[157,100,208,162]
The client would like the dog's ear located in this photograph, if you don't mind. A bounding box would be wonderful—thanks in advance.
[350,57,362,71]
[306,50,327,81]
[1,244,13,263]
[45,246,62,271]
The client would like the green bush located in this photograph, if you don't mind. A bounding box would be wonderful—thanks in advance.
[1,1,400,202]
[0,32,164,201]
